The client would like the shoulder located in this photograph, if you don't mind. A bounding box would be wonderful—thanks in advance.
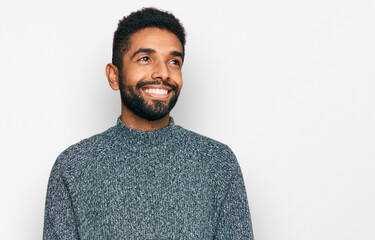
[176,126,239,169]
[52,126,118,175]
[176,127,244,198]
[177,126,234,152]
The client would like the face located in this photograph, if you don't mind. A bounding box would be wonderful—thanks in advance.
[119,27,184,121]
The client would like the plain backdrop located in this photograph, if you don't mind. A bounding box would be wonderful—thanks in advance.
[0,0,374,239]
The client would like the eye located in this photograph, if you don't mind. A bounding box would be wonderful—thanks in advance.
[139,56,150,62]
[170,59,181,66]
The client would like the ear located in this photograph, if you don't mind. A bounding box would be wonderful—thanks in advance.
[106,63,120,90]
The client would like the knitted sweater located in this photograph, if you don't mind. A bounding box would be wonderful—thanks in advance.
[43,117,254,239]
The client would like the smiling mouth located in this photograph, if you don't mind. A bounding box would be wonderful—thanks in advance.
[141,87,171,99]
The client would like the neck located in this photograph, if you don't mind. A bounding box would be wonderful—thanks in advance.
[120,104,170,131]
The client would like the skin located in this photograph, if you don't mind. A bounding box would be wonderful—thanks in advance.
[106,27,184,131]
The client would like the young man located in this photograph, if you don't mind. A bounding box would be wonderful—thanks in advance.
[44,7,254,239]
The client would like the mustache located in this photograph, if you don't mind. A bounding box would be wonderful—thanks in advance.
[136,80,179,92]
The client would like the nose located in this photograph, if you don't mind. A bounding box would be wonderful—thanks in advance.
[151,61,169,80]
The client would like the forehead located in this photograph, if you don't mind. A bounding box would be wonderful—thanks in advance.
[127,27,183,53]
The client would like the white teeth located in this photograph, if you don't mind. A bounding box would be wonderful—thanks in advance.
[145,88,168,95]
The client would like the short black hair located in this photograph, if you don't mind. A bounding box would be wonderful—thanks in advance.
[112,7,186,70]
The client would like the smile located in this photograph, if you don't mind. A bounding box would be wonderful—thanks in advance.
[142,87,170,99]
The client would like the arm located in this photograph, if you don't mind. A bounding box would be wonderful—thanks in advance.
[214,160,254,240]
[43,163,80,239]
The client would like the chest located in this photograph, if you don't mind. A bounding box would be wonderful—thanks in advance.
[69,150,218,239]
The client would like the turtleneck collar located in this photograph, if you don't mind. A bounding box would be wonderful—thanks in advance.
[114,116,180,149]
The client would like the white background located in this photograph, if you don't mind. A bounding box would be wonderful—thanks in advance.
[1,0,374,239]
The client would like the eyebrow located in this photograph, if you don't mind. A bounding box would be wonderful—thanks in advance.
[130,48,184,61]
[130,48,155,59]
[171,51,184,59]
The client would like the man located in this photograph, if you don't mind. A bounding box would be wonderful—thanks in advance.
[44,7,254,239]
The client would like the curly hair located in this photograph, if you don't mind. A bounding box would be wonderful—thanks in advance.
[112,7,186,70]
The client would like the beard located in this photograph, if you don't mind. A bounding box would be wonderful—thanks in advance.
[119,73,180,121]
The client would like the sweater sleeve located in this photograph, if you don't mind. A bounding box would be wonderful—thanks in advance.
[214,158,254,240]
[43,162,80,240]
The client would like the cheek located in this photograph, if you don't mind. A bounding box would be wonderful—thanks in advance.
[176,74,183,90]
[171,70,183,87]
[178,78,183,90]
[122,68,148,85]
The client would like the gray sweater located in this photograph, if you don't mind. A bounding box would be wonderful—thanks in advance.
[43,117,254,239]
